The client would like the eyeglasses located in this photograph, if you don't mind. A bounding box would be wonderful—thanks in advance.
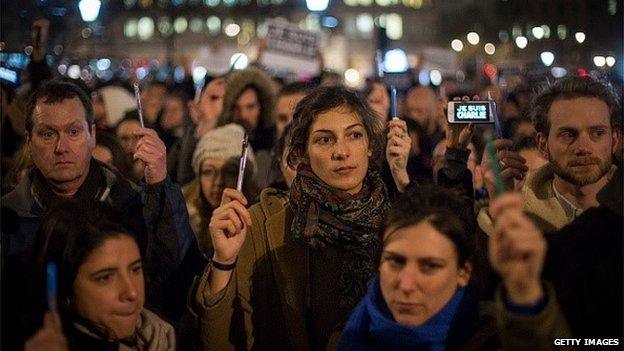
[200,166,223,180]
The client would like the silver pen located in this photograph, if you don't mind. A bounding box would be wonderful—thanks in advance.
[133,82,145,128]
[236,133,249,192]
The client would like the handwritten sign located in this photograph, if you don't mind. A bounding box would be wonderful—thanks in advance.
[260,20,320,76]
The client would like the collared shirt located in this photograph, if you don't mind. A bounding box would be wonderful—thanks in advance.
[552,183,584,223]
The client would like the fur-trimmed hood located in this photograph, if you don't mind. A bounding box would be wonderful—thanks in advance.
[217,67,277,137]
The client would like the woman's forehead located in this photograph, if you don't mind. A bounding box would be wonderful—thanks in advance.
[202,157,226,166]
[383,222,456,256]
[310,108,364,132]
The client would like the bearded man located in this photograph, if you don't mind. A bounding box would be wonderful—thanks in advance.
[478,76,620,234]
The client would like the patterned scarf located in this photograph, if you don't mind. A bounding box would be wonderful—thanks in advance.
[289,163,390,314]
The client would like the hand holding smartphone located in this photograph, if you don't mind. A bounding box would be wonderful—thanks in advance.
[446,100,497,124]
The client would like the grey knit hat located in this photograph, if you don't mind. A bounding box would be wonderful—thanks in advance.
[192,123,256,175]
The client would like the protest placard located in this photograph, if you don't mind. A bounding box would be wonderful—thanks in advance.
[260,20,320,76]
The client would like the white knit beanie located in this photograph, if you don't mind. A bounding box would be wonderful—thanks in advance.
[192,123,256,175]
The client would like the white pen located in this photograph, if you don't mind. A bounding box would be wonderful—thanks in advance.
[133,82,145,128]
[236,133,249,192]
[390,85,399,120]
[194,84,203,105]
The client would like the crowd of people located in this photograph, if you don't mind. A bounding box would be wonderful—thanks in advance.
[0,39,622,351]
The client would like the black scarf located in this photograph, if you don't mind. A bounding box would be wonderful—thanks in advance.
[289,163,390,314]
[32,159,105,209]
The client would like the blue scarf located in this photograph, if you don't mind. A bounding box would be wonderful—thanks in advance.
[339,276,465,351]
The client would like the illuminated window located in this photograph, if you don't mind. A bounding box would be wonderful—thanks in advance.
[525,23,534,40]
[304,14,320,31]
[541,24,550,38]
[385,13,402,40]
[344,0,357,6]
[174,17,188,33]
[608,0,617,15]
[512,25,522,38]
[402,0,422,9]
[139,0,152,8]
[207,16,221,35]
[124,19,138,38]
[223,19,240,37]
[557,24,567,40]
[358,0,373,7]
[158,17,173,36]
[204,0,219,6]
[223,0,236,7]
[376,0,390,7]
[190,18,203,32]
[356,13,374,34]
[498,30,509,42]
[137,17,155,40]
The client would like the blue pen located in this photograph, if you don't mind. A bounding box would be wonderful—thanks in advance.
[47,262,58,313]
[390,85,398,119]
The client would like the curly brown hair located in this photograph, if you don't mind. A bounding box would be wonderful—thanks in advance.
[286,86,385,169]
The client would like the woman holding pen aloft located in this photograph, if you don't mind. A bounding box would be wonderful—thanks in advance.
[192,86,411,351]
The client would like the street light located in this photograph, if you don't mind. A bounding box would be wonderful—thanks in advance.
[430,70,442,86]
[593,56,606,67]
[575,32,586,44]
[606,56,616,67]
[384,48,409,73]
[532,26,544,39]
[484,43,495,55]
[78,0,101,22]
[451,39,463,52]
[515,36,528,49]
[306,0,329,11]
[540,51,554,66]
[467,32,480,45]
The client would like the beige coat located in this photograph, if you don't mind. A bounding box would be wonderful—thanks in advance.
[478,163,615,235]
[193,188,324,351]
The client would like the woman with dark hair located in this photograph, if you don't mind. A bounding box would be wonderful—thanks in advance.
[193,85,411,350]
[23,201,175,350]
[339,187,571,350]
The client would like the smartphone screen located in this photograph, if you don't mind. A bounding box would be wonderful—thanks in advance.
[447,101,496,124]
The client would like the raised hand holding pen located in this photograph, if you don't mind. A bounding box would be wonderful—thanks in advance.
[386,86,411,192]
[133,128,167,184]
[208,188,252,294]
[236,134,249,192]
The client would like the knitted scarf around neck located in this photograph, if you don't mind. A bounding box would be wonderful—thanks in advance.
[289,163,389,313]
[72,309,175,351]
[339,276,465,351]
